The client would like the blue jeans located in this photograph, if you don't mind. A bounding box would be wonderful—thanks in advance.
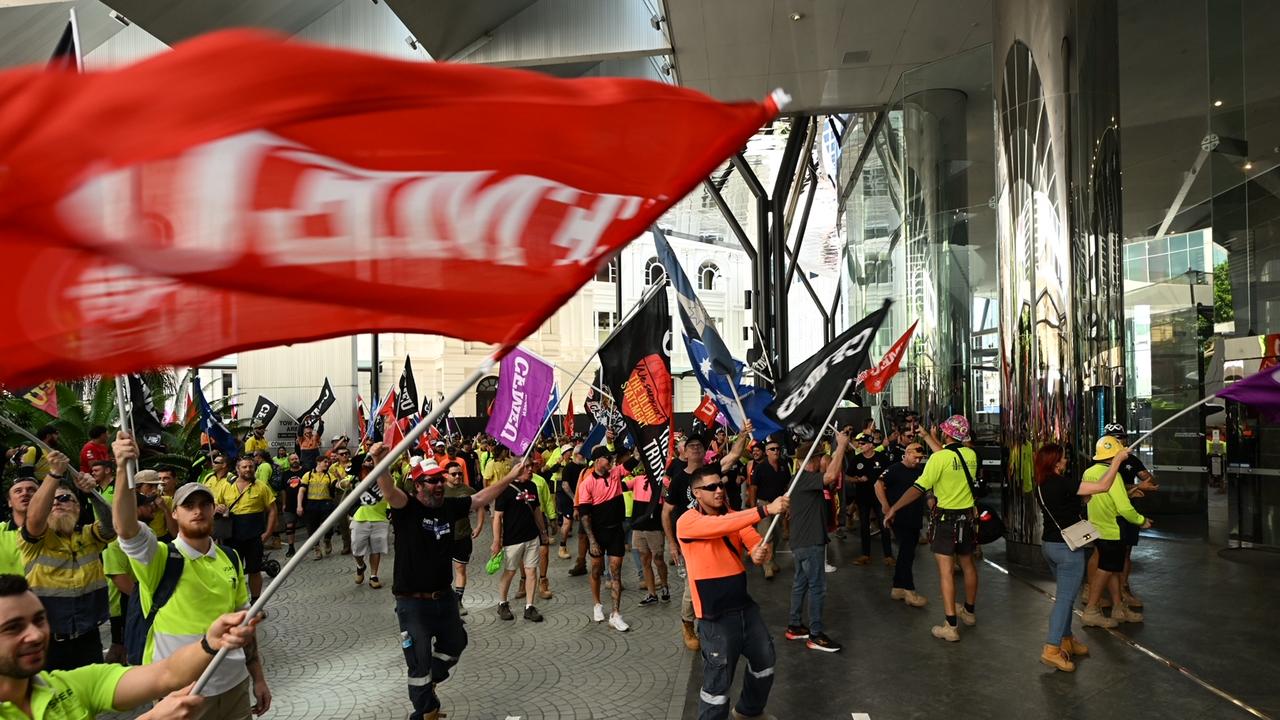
[1041,541,1087,645]
[787,544,827,635]
[394,595,468,714]
[696,603,776,720]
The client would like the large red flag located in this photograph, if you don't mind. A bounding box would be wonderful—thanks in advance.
[0,31,780,385]
[858,320,918,394]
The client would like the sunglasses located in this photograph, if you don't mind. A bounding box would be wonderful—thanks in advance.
[693,481,727,493]
[417,476,445,485]
[447,472,463,478]
[53,494,77,505]
[766,447,781,452]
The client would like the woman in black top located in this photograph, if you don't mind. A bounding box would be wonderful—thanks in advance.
[1034,442,1127,672]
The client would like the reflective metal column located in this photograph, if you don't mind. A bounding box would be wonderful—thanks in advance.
[994,0,1125,567]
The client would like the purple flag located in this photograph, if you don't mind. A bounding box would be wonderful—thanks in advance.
[485,348,556,455]
[1218,366,1280,421]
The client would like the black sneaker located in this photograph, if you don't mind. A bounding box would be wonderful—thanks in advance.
[806,633,842,652]
[497,602,514,621]
[523,605,543,622]
[284,546,296,558]
[567,564,588,577]
[659,586,671,603]
[638,594,659,606]
[784,624,810,641]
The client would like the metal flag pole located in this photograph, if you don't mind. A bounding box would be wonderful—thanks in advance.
[761,377,853,546]
[0,415,111,507]
[519,280,667,462]
[191,354,498,696]
[113,377,138,488]
[1127,393,1219,451]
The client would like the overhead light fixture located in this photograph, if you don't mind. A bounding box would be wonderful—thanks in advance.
[405,35,419,51]
[1243,161,1254,170]
[109,10,130,26]
[1214,99,1224,107]
[660,61,673,76]
[790,12,804,21]
[650,14,665,31]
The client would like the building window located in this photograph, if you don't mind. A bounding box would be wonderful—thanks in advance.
[862,166,889,197]
[594,257,618,283]
[476,376,499,416]
[221,372,233,401]
[698,261,721,290]
[645,257,667,286]
[596,311,618,344]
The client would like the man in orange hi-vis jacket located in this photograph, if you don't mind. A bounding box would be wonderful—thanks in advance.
[677,465,789,720]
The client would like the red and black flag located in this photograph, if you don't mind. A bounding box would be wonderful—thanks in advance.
[599,289,674,481]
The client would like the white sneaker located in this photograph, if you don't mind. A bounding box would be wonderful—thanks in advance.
[609,612,630,632]
[824,562,837,574]
[592,603,605,623]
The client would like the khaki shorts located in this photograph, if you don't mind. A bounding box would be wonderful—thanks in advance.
[350,520,390,556]
[632,529,665,555]
[503,538,540,570]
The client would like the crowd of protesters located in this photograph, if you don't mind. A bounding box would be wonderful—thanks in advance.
[0,405,1160,720]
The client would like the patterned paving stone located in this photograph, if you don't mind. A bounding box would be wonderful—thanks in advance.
[104,525,692,719]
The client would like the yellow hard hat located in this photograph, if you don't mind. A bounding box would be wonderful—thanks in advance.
[1093,436,1124,461]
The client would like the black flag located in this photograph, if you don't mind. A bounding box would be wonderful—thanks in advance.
[298,378,336,426]
[395,357,419,422]
[767,300,891,438]
[599,290,674,482]
[124,375,167,453]
[48,16,81,72]
[249,395,280,428]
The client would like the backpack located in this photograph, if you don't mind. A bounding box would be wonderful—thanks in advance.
[123,543,241,665]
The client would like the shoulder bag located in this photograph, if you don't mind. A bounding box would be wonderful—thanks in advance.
[1037,483,1098,551]
[951,449,1004,545]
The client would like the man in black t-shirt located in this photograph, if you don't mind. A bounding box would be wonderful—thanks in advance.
[847,437,892,565]
[875,443,928,607]
[375,444,521,720]
[556,446,585,563]
[491,463,548,623]
[280,453,306,558]
[747,438,789,579]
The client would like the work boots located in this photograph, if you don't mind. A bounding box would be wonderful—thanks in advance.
[1040,644,1076,672]
[682,620,700,651]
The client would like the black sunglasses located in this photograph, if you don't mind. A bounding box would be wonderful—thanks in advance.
[447,471,463,478]
[53,494,77,504]
[693,481,727,493]
[417,476,445,485]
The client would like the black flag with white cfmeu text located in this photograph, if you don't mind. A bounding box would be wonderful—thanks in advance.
[599,290,674,482]
[298,378,336,427]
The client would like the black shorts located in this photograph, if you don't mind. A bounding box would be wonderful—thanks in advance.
[556,495,575,519]
[1117,518,1140,546]
[591,524,626,558]
[1095,539,1126,572]
[224,536,264,574]
[929,510,977,556]
[453,535,473,564]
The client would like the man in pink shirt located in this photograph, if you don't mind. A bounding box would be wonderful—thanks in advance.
[576,446,629,632]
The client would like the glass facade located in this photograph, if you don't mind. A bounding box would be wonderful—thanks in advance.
[834,0,1280,551]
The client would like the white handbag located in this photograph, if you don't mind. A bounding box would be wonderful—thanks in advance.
[1037,486,1099,551]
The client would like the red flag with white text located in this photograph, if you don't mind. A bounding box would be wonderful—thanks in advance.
[0,31,780,385]
[564,395,575,437]
[693,394,719,427]
[858,321,918,394]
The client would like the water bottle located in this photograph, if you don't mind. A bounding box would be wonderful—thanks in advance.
[677,557,686,579]
[400,631,413,649]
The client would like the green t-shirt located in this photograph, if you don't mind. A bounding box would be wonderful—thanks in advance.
[0,665,129,719]
[530,474,557,523]
[443,485,476,538]
[1085,462,1145,540]
[0,526,23,577]
[102,541,131,617]
[914,445,977,510]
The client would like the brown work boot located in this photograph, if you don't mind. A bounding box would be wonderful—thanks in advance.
[1040,644,1075,672]
[1061,636,1088,657]
[539,577,553,599]
[682,620,700,651]
[568,562,587,577]
[853,555,871,566]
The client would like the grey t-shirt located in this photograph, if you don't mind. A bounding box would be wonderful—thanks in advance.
[788,469,828,549]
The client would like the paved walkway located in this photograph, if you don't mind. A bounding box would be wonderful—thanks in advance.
[108,523,691,720]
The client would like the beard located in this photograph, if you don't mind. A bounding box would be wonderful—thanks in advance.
[0,646,45,679]
[48,513,76,536]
